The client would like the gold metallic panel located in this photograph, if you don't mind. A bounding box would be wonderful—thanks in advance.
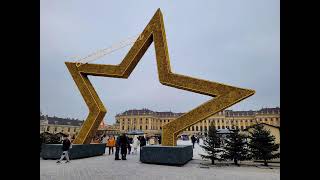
[65,9,255,145]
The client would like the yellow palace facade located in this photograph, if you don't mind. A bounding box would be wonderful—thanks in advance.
[115,107,280,136]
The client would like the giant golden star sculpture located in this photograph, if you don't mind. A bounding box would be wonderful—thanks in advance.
[65,9,255,146]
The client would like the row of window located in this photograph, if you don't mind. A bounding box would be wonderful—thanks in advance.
[122,125,162,131]
[205,118,279,123]
[120,119,172,125]
[42,126,79,133]
[122,125,245,131]
[121,118,279,130]
[120,117,279,126]
[186,125,244,131]
[122,120,279,131]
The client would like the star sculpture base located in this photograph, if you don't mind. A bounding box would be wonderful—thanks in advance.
[140,145,193,166]
[40,144,106,160]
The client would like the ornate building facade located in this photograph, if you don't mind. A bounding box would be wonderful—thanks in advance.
[40,115,83,136]
[115,107,280,136]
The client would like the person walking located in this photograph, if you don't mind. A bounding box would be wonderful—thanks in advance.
[191,135,196,149]
[132,135,140,155]
[107,136,115,155]
[119,133,129,160]
[57,135,71,163]
[115,136,121,160]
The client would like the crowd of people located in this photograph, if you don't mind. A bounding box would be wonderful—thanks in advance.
[89,133,156,160]
[54,133,166,163]
[117,134,148,160]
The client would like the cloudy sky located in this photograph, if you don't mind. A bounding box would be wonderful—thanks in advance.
[40,0,279,124]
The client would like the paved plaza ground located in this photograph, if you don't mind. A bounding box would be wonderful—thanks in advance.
[40,140,280,180]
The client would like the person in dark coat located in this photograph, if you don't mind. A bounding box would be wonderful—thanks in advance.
[191,135,196,149]
[119,133,129,160]
[127,137,133,155]
[57,135,71,163]
[115,136,121,160]
[158,136,161,145]
[139,136,146,149]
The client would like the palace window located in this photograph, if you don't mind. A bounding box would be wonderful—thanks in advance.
[192,126,194,131]
[146,125,148,130]
[222,120,224,123]
[205,126,207,131]
[218,126,220,129]
[74,128,76,132]
[122,126,124,130]
[196,126,198,131]
[222,126,225,129]
[68,128,70,132]
[160,127,162,130]
[140,125,142,130]
[200,126,203,131]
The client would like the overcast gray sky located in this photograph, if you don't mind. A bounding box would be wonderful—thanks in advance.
[40,0,279,124]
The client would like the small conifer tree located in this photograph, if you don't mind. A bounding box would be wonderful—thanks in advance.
[248,124,280,166]
[200,124,223,164]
